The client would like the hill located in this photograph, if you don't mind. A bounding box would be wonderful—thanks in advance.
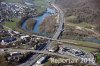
[55,0,100,9]
[55,0,100,33]
[55,0,100,25]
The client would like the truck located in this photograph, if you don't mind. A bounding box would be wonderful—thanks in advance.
[36,56,50,64]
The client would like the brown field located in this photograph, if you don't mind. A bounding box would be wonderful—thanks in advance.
[55,0,100,9]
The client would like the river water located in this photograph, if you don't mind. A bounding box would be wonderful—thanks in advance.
[21,8,55,33]
[21,6,100,44]
[83,37,100,44]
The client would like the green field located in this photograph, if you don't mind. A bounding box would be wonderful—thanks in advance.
[4,18,19,29]
[34,0,48,6]
[5,0,23,3]
[4,18,25,33]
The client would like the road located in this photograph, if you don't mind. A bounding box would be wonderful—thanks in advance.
[46,3,65,49]
[17,2,95,66]
[3,1,96,66]
[19,2,65,66]
[7,48,96,65]
[52,3,64,40]
[7,48,79,59]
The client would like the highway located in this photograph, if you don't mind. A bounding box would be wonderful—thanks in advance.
[1,0,97,66]
[19,2,65,66]
[18,2,95,66]
[3,1,96,66]
[52,3,64,40]
[47,3,65,49]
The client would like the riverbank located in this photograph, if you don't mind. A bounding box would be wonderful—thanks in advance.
[21,7,56,37]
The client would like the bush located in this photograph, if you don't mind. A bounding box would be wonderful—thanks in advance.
[66,16,78,23]
[26,18,36,31]
[96,53,100,64]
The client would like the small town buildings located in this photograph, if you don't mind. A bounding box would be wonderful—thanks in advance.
[0,30,10,35]
[49,46,59,52]
[0,37,16,45]
[8,52,23,61]
[20,35,30,40]
[0,25,4,30]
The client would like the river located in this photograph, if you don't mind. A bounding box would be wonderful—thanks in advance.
[21,8,55,33]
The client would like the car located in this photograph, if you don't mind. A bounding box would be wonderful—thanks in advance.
[62,47,70,52]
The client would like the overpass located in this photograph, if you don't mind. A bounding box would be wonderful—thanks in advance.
[47,3,65,49]
[52,3,64,40]
[7,48,79,59]
[19,2,65,66]
[19,3,96,65]
[7,48,95,65]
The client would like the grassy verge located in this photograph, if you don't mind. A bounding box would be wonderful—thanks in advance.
[61,39,100,52]
[96,53,100,64]
[75,46,97,52]
[62,39,100,48]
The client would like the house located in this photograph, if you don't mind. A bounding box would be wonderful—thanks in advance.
[49,46,59,52]
[0,39,2,42]
[0,49,5,54]
[8,52,23,61]
[1,40,6,45]
[0,37,16,44]
[0,25,4,30]
[20,35,30,39]
[13,31,20,34]
[20,35,30,42]
[0,30,10,35]
[8,30,20,36]
[0,19,4,23]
